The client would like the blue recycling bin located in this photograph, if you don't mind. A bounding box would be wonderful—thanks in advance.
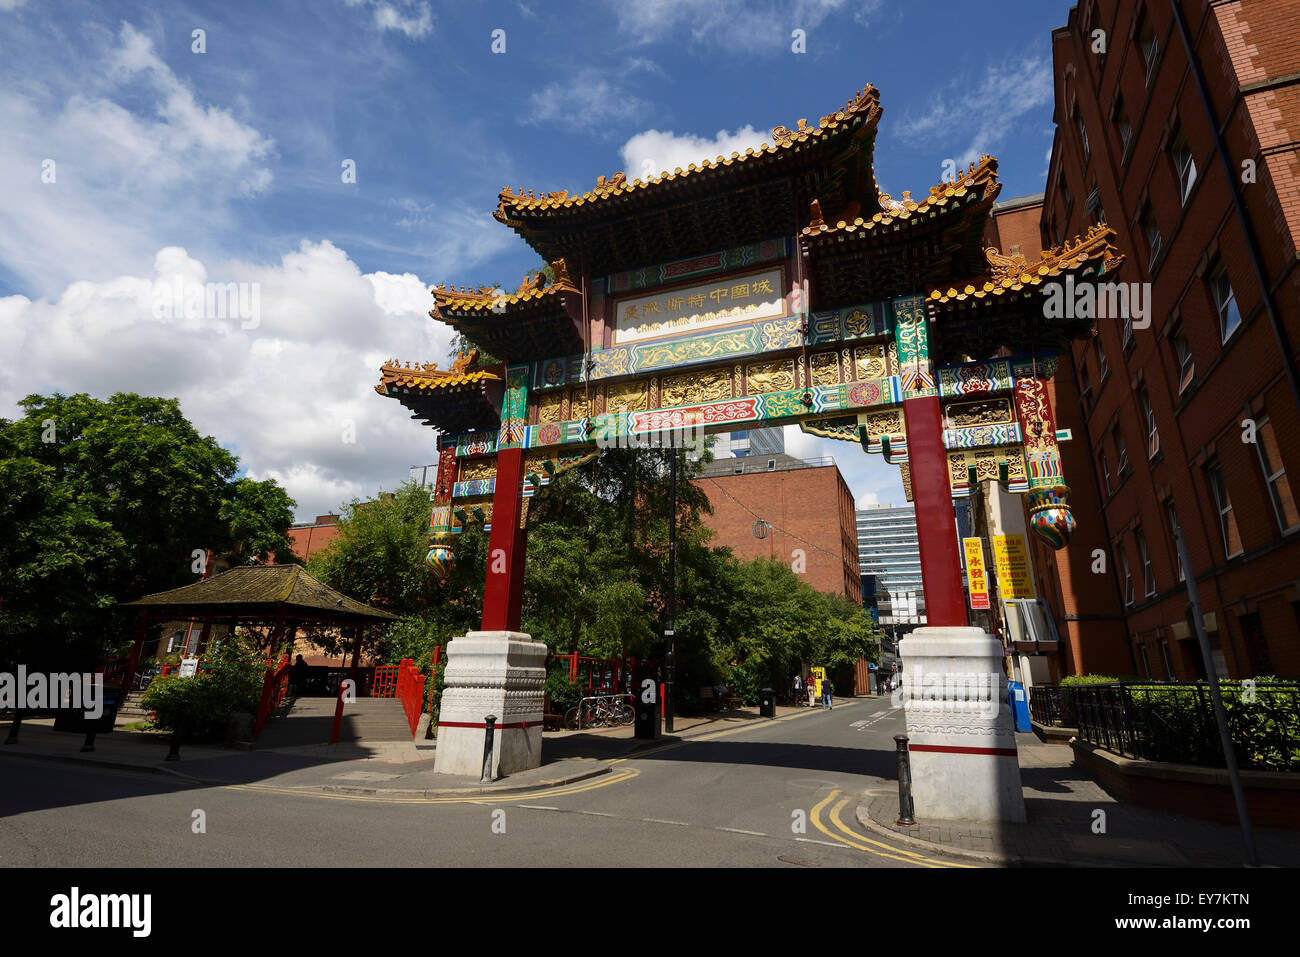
[1007,681,1031,732]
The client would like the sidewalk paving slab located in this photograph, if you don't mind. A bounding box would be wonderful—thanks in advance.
[855,734,1300,867]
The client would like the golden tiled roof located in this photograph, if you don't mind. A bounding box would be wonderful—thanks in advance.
[433,258,579,315]
[925,224,1125,305]
[374,354,502,395]
[493,85,882,221]
[802,154,1001,240]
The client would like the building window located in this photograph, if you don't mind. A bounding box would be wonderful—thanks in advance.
[1210,266,1242,342]
[1099,452,1112,496]
[1116,99,1133,156]
[1138,642,1152,678]
[1160,638,1175,678]
[1142,204,1162,271]
[733,462,743,474]
[1208,463,1244,558]
[1255,416,1300,532]
[1140,388,1159,457]
[1171,131,1197,205]
[1119,541,1134,606]
[1172,324,1194,393]
[767,459,776,472]
[1239,612,1274,675]
[1113,424,1130,477]
[1137,528,1155,597]
[1138,15,1159,86]
[1166,501,1184,582]
[1076,109,1091,164]
[1079,361,1094,411]
[1095,337,1109,380]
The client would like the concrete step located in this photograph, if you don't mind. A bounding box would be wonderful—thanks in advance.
[254,696,414,748]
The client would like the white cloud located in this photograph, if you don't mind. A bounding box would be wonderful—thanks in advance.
[620,125,768,179]
[781,425,904,511]
[897,55,1054,171]
[606,0,855,53]
[345,0,433,39]
[0,23,274,296]
[0,242,454,521]
[525,68,654,134]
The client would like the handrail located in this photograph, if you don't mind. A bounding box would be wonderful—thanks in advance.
[394,658,426,737]
[252,654,291,739]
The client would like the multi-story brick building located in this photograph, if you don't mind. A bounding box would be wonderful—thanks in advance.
[1036,0,1300,679]
[694,453,862,602]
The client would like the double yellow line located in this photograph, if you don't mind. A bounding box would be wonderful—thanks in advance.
[810,790,973,868]
[227,767,641,805]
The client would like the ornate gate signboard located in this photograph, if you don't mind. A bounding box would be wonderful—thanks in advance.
[376,83,1123,814]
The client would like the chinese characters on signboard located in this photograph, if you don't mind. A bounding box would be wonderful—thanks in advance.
[613,267,785,345]
[991,534,1037,600]
[962,537,991,610]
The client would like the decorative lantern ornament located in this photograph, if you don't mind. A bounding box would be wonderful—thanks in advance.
[426,532,456,580]
[1026,485,1075,550]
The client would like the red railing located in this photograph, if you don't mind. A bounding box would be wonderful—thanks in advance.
[424,645,442,716]
[372,663,400,698]
[394,658,426,737]
[253,654,291,739]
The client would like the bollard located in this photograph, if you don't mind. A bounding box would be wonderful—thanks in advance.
[480,714,497,783]
[894,734,916,826]
[80,727,96,753]
[165,703,186,762]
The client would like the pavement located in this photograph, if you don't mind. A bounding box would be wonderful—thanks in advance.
[0,704,813,797]
[855,733,1300,868]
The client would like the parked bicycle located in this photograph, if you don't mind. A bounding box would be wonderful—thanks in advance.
[563,694,634,730]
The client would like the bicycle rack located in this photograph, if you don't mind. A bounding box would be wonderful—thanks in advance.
[570,693,635,730]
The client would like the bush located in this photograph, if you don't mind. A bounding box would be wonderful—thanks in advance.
[141,638,263,742]
[544,667,584,714]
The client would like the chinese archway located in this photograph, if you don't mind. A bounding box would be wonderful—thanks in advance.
[376,83,1123,807]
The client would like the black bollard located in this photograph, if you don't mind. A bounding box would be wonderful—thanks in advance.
[480,714,497,783]
[80,728,96,753]
[4,710,21,745]
[165,703,185,762]
[894,734,916,826]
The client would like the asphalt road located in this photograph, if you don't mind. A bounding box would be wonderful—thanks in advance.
[0,696,970,868]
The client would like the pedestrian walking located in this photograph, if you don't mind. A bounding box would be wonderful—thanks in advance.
[807,675,817,708]
[822,676,835,710]
[793,673,803,706]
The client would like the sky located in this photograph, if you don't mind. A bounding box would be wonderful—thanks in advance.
[0,0,1075,522]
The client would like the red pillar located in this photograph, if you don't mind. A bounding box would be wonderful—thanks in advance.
[481,445,527,632]
[901,394,968,628]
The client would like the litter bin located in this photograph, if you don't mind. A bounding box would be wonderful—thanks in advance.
[759,687,775,718]
[1007,680,1031,733]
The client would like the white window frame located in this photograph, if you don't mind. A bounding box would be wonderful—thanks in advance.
[1172,133,1197,205]
[1211,267,1242,342]
[1141,389,1159,457]
[1140,19,1160,86]
[1254,416,1300,533]
[1114,426,1130,476]
[1166,501,1185,582]
[1076,111,1091,163]
[1208,465,1244,559]
[1143,206,1162,270]
[1173,326,1194,393]
[1100,451,1112,496]
[1119,543,1134,605]
[1137,529,1155,596]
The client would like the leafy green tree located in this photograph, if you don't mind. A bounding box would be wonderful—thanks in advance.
[0,392,297,672]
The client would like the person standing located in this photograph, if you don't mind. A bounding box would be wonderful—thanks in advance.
[807,675,817,708]
[822,675,835,710]
[793,673,803,706]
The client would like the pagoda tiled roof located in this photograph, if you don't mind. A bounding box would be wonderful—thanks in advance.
[373,357,502,394]
[375,351,504,434]
[494,84,881,220]
[925,223,1125,305]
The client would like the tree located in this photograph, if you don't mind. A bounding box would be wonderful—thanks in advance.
[0,392,298,671]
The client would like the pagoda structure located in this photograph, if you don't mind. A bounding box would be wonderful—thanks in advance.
[377,82,1123,814]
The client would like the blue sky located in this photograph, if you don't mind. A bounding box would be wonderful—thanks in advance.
[0,0,1075,520]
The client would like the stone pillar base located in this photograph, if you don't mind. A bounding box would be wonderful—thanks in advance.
[897,626,1026,823]
[434,630,546,779]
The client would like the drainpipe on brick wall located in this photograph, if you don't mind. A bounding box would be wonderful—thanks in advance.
[1170,0,1300,415]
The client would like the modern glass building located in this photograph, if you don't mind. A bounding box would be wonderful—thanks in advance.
[856,504,926,630]
[719,426,785,457]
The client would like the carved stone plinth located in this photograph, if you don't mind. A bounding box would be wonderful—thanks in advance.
[896,626,1026,823]
[433,630,547,778]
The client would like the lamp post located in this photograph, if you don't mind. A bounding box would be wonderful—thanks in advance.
[664,444,677,733]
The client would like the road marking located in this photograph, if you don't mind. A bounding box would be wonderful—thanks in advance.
[794,837,845,849]
[578,810,613,817]
[609,701,861,765]
[810,791,970,868]
[517,805,560,810]
[642,818,690,826]
[226,767,641,805]
[715,827,767,836]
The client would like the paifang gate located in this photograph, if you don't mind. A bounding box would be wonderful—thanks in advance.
[375,82,1125,799]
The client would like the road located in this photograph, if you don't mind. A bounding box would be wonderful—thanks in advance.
[0,696,971,868]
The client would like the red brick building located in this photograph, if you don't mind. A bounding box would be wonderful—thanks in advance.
[286,514,341,563]
[1037,0,1300,679]
[694,453,862,602]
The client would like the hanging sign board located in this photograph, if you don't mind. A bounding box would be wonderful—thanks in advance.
[991,534,1036,599]
[963,537,991,610]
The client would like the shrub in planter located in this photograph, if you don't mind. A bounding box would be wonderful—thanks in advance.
[141,638,263,742]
